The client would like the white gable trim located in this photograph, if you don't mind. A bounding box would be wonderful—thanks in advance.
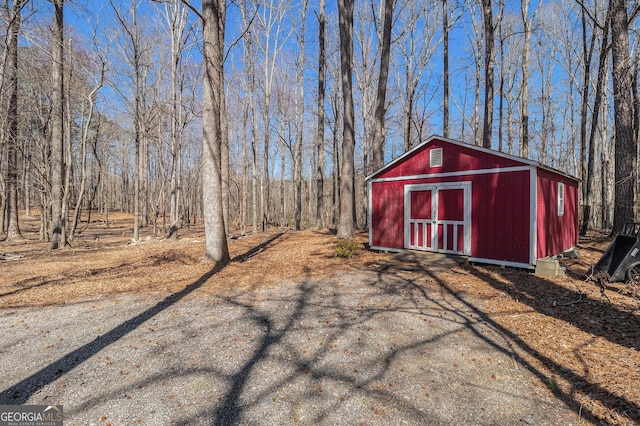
[366,134,578,183]
[369,166,532,183]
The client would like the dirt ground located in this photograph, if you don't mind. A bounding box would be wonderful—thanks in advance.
[1,212,639,425]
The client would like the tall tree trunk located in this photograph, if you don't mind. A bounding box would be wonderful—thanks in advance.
[442,0,450,138]
[241,102,248,235]
[610,0,636,234]
[497,2,504,152]
[50,0,65,250]
[219,0,229,234]
[241,4,259,233]
[166,0,188,239]
[280,137,285,227]
[202,0,230,263]
[61,40,74,247]
[315,0,326,228]
[371,0,394,172]
[481,0,495,149]
[579,5,596,212]
[337,0,355,239]
[294,0,307,230]
[519,0,532,157]
[582,10,609,235]
[332,93,341,229]
[4,0,24,241]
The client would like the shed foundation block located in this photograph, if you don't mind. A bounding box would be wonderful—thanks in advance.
[535,257,565,278]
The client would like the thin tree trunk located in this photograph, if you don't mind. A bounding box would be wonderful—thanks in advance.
[332,94,341,229]
[241,102,248,235]
[220,0,230,234]
[519,0,537,158]
[497,5,504,152]
[481,0,495,149]
[442,0,450,138]
[371,0,394,172]
[4,0,24,241]
[280,137,285,227]
[582,10,609,235]
[579,5,595,207]
[166,1,188,239]
[61,39,75,247]
[316,0,326,228]
[50,0,65,250]
[294,0,307,230]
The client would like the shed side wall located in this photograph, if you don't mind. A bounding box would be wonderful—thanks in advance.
[536,169,579,258]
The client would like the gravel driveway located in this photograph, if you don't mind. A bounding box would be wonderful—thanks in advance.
[0,264,581,425]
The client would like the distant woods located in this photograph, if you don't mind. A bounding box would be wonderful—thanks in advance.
[1,0,639,245]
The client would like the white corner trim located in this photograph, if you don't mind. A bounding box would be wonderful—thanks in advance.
[368,180,373,249]
[530,168,538,265]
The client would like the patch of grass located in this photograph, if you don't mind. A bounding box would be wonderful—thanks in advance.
[335,239,360,258]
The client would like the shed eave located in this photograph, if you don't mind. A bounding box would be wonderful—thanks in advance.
[365,134,579,183]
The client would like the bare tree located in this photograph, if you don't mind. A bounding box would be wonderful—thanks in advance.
[371,0,394,172]
[518,0,538,158]
[240,2,260,234]
[111,0,144,241]
[69,45,106,241]
[609,0,636,234]
[3,0,26,241]
[395,0,441,152]
[293,0,307,230]
[480,0,497,149]
[442,0,450,137]
[337,0,355,239]
[202,0,230,263]
[256,0,293,231]
[580,1,608,235]
[315,0,326,228]
[50,0,65,249]
[162,0,192,239]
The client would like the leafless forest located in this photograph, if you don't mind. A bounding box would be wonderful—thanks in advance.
[0,0,638,252]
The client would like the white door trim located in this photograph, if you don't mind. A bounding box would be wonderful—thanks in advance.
[404,182,472,255]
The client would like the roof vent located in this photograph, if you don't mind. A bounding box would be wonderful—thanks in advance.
[430,148,443,167]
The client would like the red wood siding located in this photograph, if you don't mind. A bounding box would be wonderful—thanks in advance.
[536,169,579,258]
[371,170,532,264]
[470,171,531,264]
[369,137,579,266]
[374,139,526,179]
[371,180,405,249]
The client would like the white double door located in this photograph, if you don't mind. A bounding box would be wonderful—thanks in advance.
[404,182,471,255]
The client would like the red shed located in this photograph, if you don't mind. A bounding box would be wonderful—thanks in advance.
[367,135,579,268]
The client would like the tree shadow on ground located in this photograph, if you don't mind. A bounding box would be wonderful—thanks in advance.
[0,233,285,405]
[168,258,595,424]
[449,262,640,424]
[204,276,478,425]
